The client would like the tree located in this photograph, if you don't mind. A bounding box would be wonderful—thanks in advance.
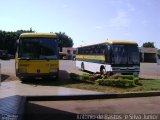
[0,30,73,55]
[55,32,73,47]
[142,42,155,48]
[0,29,34,55]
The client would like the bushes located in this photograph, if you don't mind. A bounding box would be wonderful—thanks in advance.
[79,74,90,80]
[96,74,140,87]
[96,79,136,87]
[70,73,80,81]
[70,73,140,88]
[70,73,94,84]
[70,73,94,81]
[120,75,134,80]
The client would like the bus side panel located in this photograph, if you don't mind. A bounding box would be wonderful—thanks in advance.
[76,60,82,69]
[76,60,112,73]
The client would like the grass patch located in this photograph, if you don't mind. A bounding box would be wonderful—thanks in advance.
[96,79,136,88]
[62,73,160,93]
[24,73,160,94]
[62,80,160,93]
[139,80,160,91]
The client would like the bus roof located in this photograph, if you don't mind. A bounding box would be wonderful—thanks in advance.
[105,40,137,44]
[20,33,57,38]
[78,40,138,48]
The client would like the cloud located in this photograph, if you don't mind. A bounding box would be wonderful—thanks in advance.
[108,11,130,28]
[141,20,148,26]
[127,2,135,12]
[62,4,68,8]
[95,25,103,30]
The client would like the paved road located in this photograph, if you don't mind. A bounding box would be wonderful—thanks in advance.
[28,96,160,114]
[26,96,160,120]
[140,63,160,79]
[0,81,102,98]
[1,59,160,80]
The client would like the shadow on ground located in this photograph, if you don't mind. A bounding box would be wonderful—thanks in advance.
[25,102,78,120]
[1,74,10,82]
[1,74,18,82]
[21,70,85,86]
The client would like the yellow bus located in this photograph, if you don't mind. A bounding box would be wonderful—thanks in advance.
[15,33,59,80]
[76,40,140,76]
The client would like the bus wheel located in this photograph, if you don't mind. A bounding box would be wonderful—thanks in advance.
[100,66,106,75]
[81,63,85,71]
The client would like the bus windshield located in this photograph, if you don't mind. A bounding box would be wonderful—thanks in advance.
[18,38,58,59]
[111,44,139,65]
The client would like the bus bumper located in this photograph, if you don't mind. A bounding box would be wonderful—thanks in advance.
[16,72,59,79]
[112,70,140,76]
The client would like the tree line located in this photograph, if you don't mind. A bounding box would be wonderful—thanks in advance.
[0,28,157,55]
[0,29,73,55]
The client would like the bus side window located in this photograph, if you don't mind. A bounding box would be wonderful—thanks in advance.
[90,46,93,54]
[93,46,95,54]
[97,45,100,54]
[94,46,98,54]
[106,45,110,63]
[82,47,85,54]
[98,44,105,55]
[89,47,91,54]
[85,47,88,55]
[78,48,80,54]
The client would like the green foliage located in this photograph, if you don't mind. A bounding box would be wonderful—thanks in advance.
[134,77,141,85]
[0,30,74,55]
[70,73,80,81]
[56,32,73,47]
[120,75,134,80]
[96,75,140,88]
[70,73,95,84]
[79,74,90,80]
[108,73,122,79]
[70,73,140,88]
[142,42,155,48]
[96,79,136,88]
[0,29,34,55]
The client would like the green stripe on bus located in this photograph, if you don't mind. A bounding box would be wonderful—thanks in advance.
[76,58,105,64]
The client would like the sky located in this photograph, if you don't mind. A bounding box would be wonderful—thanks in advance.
[0,0,160,48]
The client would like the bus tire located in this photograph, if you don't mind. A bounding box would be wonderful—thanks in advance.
[81,63,85,71]
[100,66,106,75]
